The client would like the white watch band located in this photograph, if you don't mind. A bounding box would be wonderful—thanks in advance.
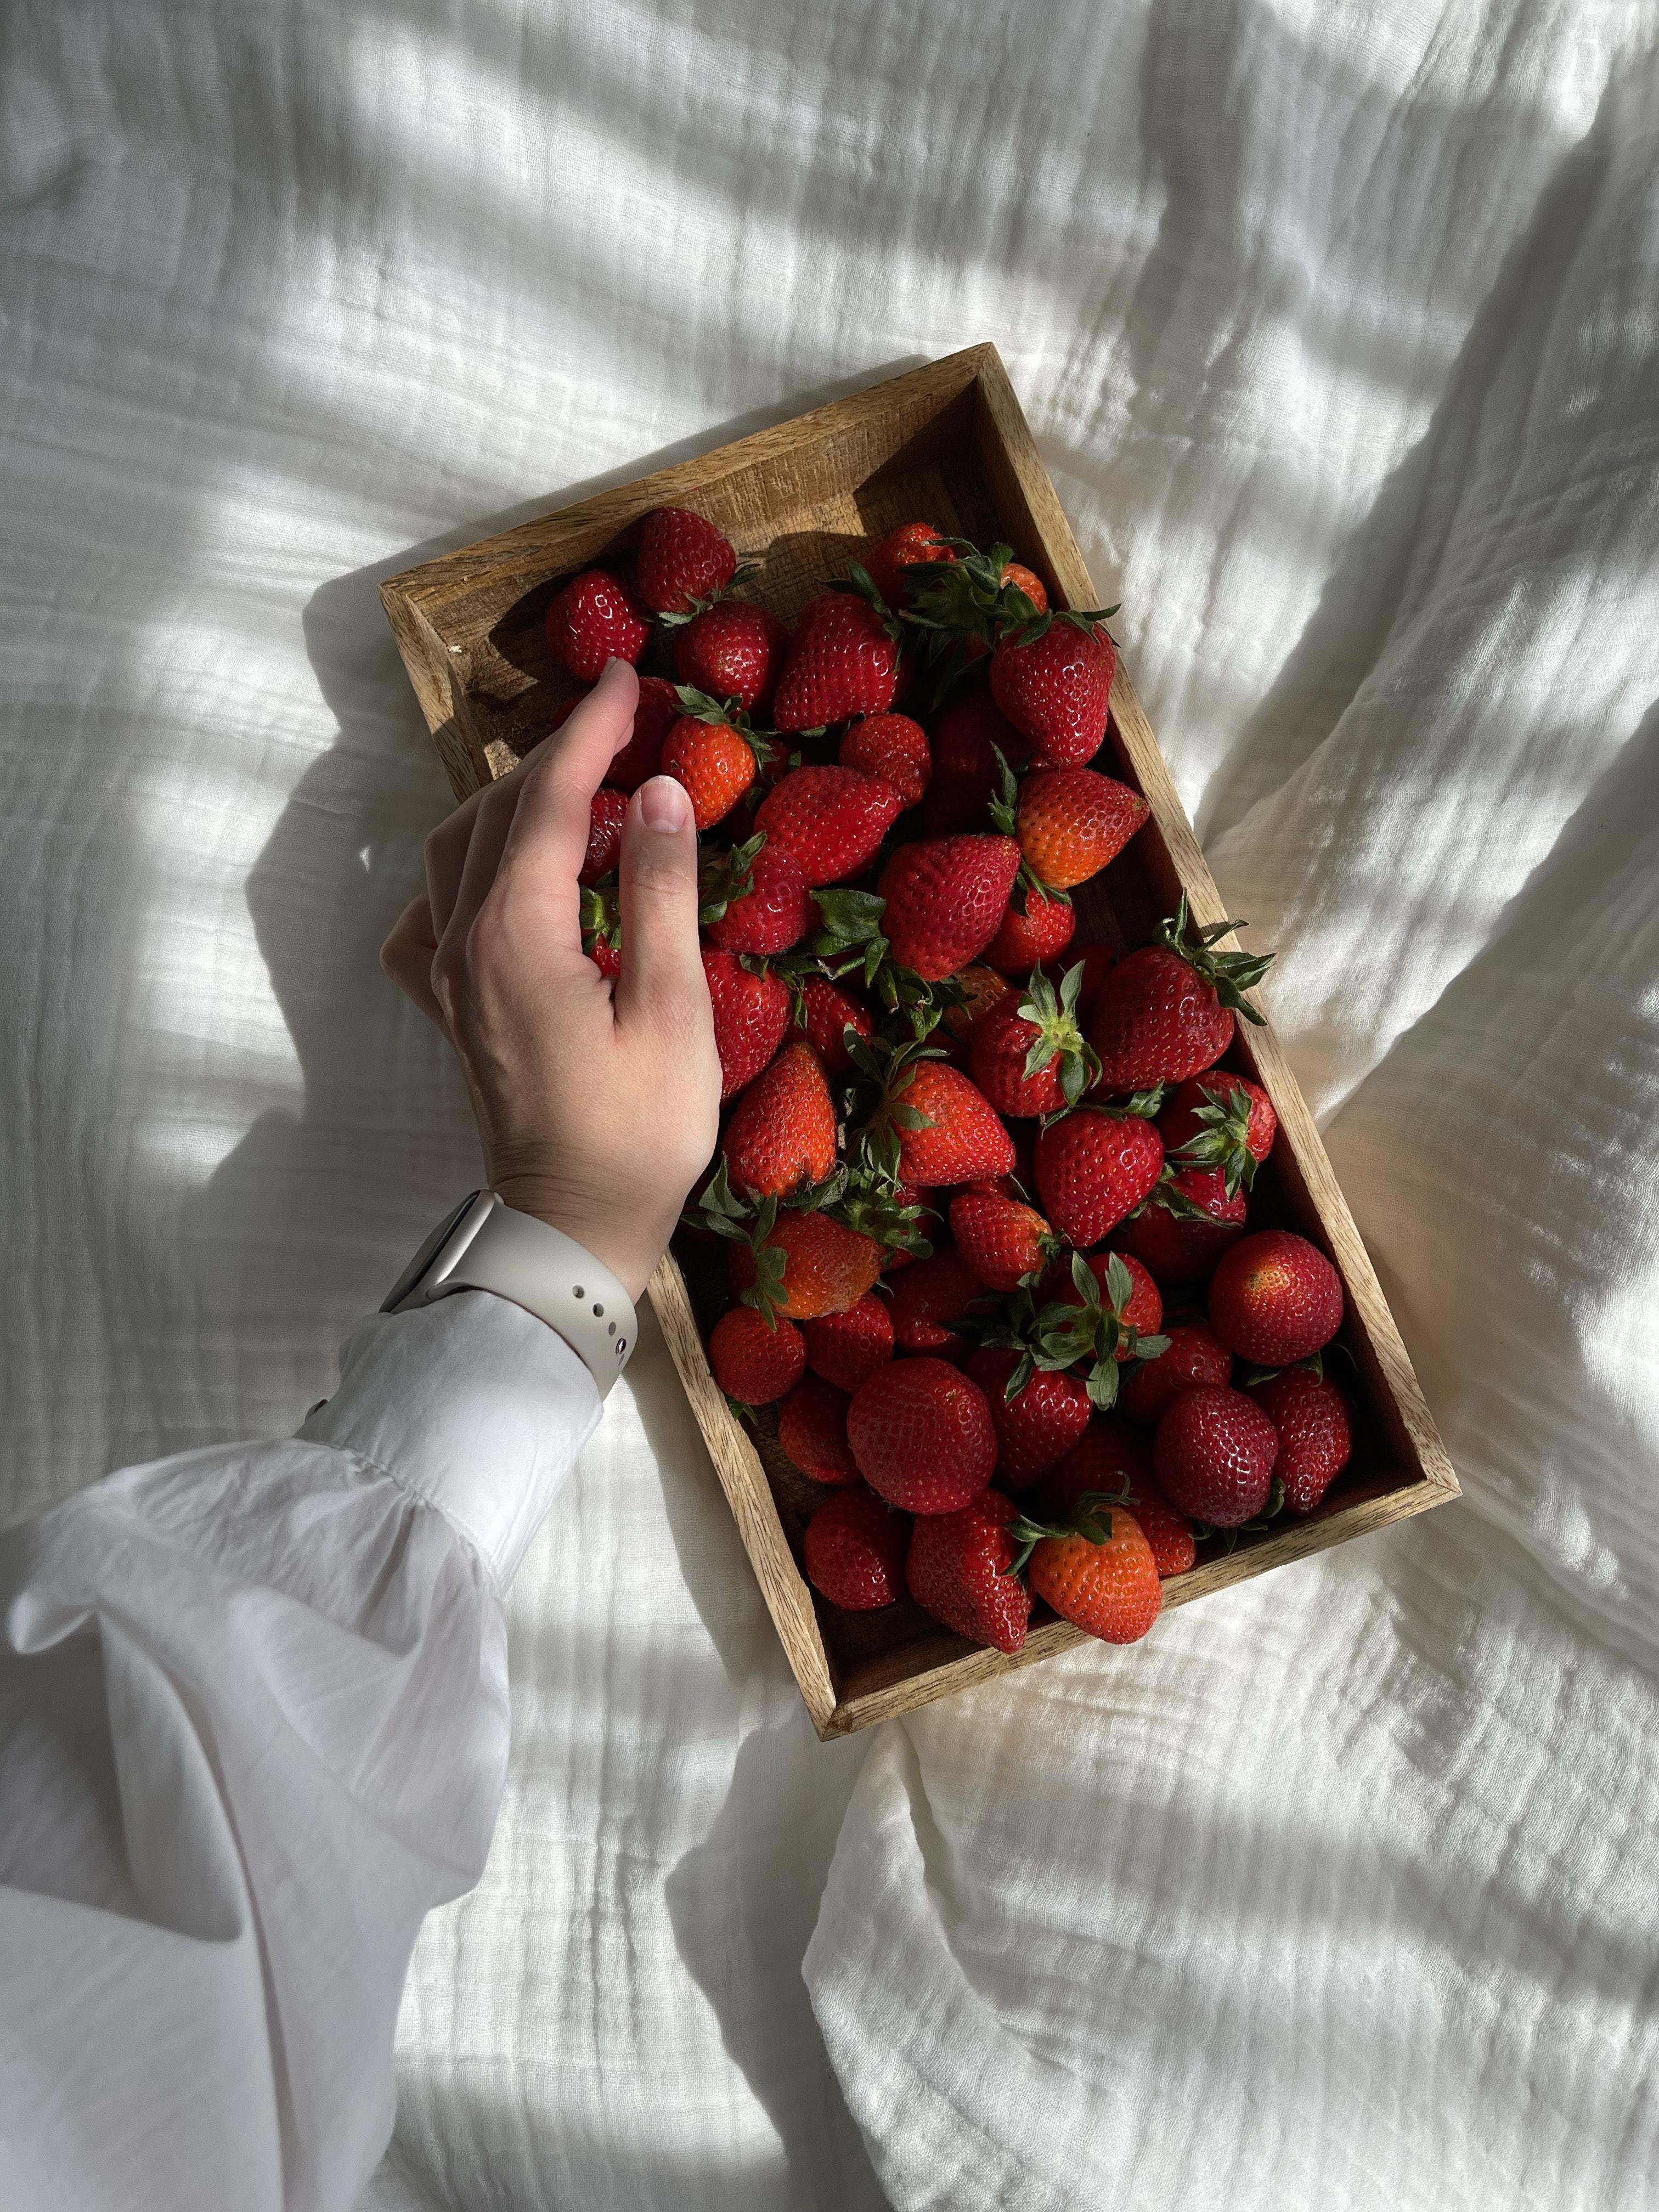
[382,1190,636,1398]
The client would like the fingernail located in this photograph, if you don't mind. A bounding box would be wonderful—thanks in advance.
[640,775,691,832]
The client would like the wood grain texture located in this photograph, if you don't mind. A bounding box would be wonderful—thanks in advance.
[380,344,1459,1741]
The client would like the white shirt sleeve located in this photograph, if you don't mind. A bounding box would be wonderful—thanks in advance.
[0,1290,601,2212]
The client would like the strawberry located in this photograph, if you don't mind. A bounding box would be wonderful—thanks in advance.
[580,788,628,885]
[702,949,791,1099]
[673,600,791,715]
[777,1374,861,1485]
[1090,898,1274,1091]
[772,589,902,730]
[901,540,1051,678]
[981,885,1076,976]
[1034,1106,1164,1246]
[949,1187,1054,1291]
[721,1040,834,1200]
[709,1305,806,1404]
[1035,1426,1195,1579]
[802,1291,894,1394]
[989,607,1117,766]
[847,1356,997,1514]
[940,962,1015,1038]
[702,838,813,956]
[922,685,1028,835]
[662,692,770,830]
[889,1061,1015,1187]
[586,933,622,979]
[905,1488,1031,1650]
[804,1487,909,1610]
[1012,1495,1162,1643]
[1121,1317,1232,1425]
[753,765,902,886]
[889,1250,997,1357]
[1039,1246,1163,1343]
[966,1346,1092,1488]
[605,674,682,792]
[1069,941,1119,1026]
[790,974,876,1077]
[1249,1366,1352,1514]
[863,521,954,611]
[1122,1167,1248,1286]
[1005,1249,1167,1413]
[545,569,650,680]
[1209,1230,1344,1366]
[636,505,738,616]
[1012,766,1149,889]
[730,1209,884,1322]
[839,713,932,807]
[1153,1385,1279,1527]
[969,963,1099,1116]
[878,835,1022,979]
[1158,1073,1277,1197]
[1002,562,1048,613]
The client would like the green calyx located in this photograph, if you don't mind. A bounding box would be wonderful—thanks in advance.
[1134,1165,1226,1227]
[840,1030,945,1188]
[1170,1076,1262,1196]
[828,561,905,641]
[1016,962,1101,1109]
[1031,1249,1170,1411]
[655,562,762,629]
[673,684,777,766]
[1000,601,1121,651]
[1156,894,1274,1024]
[690,1163,791,1328]
[581,880,621,953]
[1001,1483,1134,1577]
[793,889,962,1038]
[698,831,766,926]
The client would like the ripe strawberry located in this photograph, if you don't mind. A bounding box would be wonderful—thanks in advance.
[702,949,791,1100]
[1154,1385,1279,1527]
[966,1347,1092,1489]
[1123,1167,1248,1286]
[702,839,813,956]
[636,505,738,616]
[1250,1367,1352,1515]
[804,1486,909,1610]
[1038,1247,1163,1346]
[1209,1230,1344,1366]
[546,569,650,680]
[788,974,875,1077]
[772,590,902,730]
[586,933,622,979]
[1090,899,1274,1091]
[662,702,765,830]
[989,608,1116,766]
[732,1210,884,1322]
[754,765,902,886]
[922,685,1028,835]
[901,541,1051,673]
[802,1291,894,1393]
[969,964,1099,1117]
[673,600,791,714]
[890,1062,1015,1186]
[889,1250,997,1356]
[863,521,954,610]
[1034,1107,1164,1246]
[905,1488,1031,1651]
[605,674,682,792]
[940,962,1015,1040]
[1069,941,1119,1026]
[777,1374,861,1485]
[721,1040,834,1200]
[1035,1426,1195,1579]
[580,788,628,885]
[981,885,1076,976]
[847,1356,997,1514]
[1002,562,1048,613]
[1013,767,1149,889]
[1011,1249,1167,1414]
[839,713,932,806]
[878,834,1022,979]
[1121,1317,1232,1425]
[1017,1497,1162,1643]
[709,1305,806,1404]
[949,1187,1054,1291]
[1158,1074,1277,1197]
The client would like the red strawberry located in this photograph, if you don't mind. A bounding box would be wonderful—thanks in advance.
[721,1040,835,1200]
[709,1305,805,1404]
[773,591,902,730]
[702,839,813,956]
[1034,1107,1164,1246]
[546,569,650,680]
[848,1356,997,1514]
[863,521,954,611]
[1250,1367,1352,1515]
[1002,562,1048,613]
[673,600,791,715]
[802,1291,894,1394]
[791,974,876,1077]
[732,1210,884,1322]
[1209,1231,1344,1366]
[1121,1317,1233,1425]
[606,675,682,792]
[804,1487,909,1610]
[981,886,1076,976]
[1033,1423,1195,1578]
[703,950,791,1100]
[1090,900,1274,1091]
[1123,1167,1248,1286]
[966,1346,1092,1489]
[889,1250,997,1357]
[890,1062,1016,1187]
[1154,1385,1279,1527]
[777,1374,861,1485]
[922,686,1029,835]
[1018,1497,1162,1643]
[839,713,932,807]
[1070,941,1119,1026]
[636,506,737,616]
[587,934,622,979]
[905,1488,1031,1651]
[969,964,1098,1118]
[580,788,628,885]
[1158,1074,1277,1197]
[878,835,1022,979]
[663,709,763,830]
[949,1187,1054,1291]
[940,962,1015,1039]
[1038,1247,1163,1346]
[754,765,903,886]
[1013,767,1149,889]
[989,609,1116,766]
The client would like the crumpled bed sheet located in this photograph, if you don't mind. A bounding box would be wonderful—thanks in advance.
[3,4,1657,2209]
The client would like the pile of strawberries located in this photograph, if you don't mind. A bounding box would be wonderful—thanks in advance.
[551,507,1357,1655]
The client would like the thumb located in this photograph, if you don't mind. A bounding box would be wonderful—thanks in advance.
[613,774,707,1030]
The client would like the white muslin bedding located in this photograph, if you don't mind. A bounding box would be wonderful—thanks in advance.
[2,4,1656,2209]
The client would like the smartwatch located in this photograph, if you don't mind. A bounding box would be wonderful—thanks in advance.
[382,1190,637,1398]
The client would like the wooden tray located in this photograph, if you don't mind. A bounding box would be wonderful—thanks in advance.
[381,344,1460,1738]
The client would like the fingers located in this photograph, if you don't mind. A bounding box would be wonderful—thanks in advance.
[613,774,708,1031]
[381,893,443,1025]
[493,659,641,919]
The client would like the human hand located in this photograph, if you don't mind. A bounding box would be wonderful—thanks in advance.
[381,659,721,1301]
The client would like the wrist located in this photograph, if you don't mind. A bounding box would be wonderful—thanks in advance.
[489,1171,662,1302]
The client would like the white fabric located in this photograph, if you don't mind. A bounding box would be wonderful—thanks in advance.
[2,4,1657,2210]
[0,1293,598,2212]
